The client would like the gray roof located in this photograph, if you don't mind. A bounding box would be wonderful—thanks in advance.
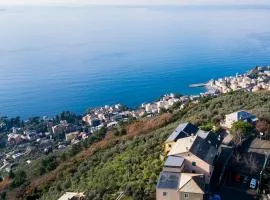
[157,171,180,189]
[189,132,221,165]
[164,156,184,168]
[192,175,206,192]
[227,110,257,122]
[166,123,199,143]
[237,110,256,120]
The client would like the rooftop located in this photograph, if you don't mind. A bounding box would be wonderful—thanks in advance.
[157,171,205,194]
[189,134,220,165]
[165,122,198,143]
[168,131,221,165]
[168,136,196,156]
[157,171,180,189]
[226,110,257,121]
[179,174,205,194]
[164,156,184,168]
[58,192,85,200]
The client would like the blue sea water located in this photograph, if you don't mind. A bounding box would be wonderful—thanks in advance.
[0,5,270,118]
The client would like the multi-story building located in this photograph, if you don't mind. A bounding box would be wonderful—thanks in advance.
[157,123,222,200]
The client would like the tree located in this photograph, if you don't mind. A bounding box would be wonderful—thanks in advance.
[171,101,181,110]
[11,170,27,188]
[200,123,213,131]
[159,107,167,114]
[114,125,127,137]
[8,170,15,179]
[230,121,253,145]
[256,118,270,140]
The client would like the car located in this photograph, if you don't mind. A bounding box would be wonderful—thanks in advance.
[250,178,257,189]
[243,176,249,184]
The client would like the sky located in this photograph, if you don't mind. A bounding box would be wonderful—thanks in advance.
[0,0,269,6]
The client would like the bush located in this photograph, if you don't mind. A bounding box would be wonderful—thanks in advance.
[230,121,253,144]
[11,170,27,188]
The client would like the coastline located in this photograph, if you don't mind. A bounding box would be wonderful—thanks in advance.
[1,66,269,121]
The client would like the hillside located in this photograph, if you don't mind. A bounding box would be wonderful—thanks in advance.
[4,91,270,200]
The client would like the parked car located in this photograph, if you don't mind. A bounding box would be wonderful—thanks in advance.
[243,176,249,184]
[250,178,257,189]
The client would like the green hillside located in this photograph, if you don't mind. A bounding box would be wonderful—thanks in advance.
[5,91,270,200]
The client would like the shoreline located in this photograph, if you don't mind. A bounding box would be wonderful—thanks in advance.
[1,66,269,121]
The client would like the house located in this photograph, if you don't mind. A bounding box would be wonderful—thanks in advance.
[164,123,199,154]
[7,133,26,145]
[82,115,101,127]
[58,192,85,200]
[168,131,221,183]
[221,110,258,129]
[156,171,205,200]
[157,122,224,200]
[52,121,77,135]
[65,132,79,142]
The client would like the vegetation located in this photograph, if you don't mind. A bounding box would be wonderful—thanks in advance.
[2,91,270,200]
[230,121,253,144]
[176,91,270,125]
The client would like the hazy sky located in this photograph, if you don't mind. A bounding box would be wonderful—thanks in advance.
[0,0,269,5]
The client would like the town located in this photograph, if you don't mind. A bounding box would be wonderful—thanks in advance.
[0,93,198,177]
[207,66,270,94]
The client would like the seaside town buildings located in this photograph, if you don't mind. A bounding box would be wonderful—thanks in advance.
[141,93,189,115]
[208,66,270,94]
[82,104,131,130]
[52,120,77,135]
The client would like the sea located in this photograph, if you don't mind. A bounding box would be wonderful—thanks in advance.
[0,5,270,118]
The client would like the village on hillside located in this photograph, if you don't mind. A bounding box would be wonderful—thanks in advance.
[207,66,270,94]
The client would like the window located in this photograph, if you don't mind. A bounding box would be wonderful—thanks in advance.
[168,144,171,148]
[192,161,196,166]
[192,170,196,173]
[163,192,167,196]
[184,193,189,200]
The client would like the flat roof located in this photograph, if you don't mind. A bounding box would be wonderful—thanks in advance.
[164,156,184,167]
[157,171,179,189]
